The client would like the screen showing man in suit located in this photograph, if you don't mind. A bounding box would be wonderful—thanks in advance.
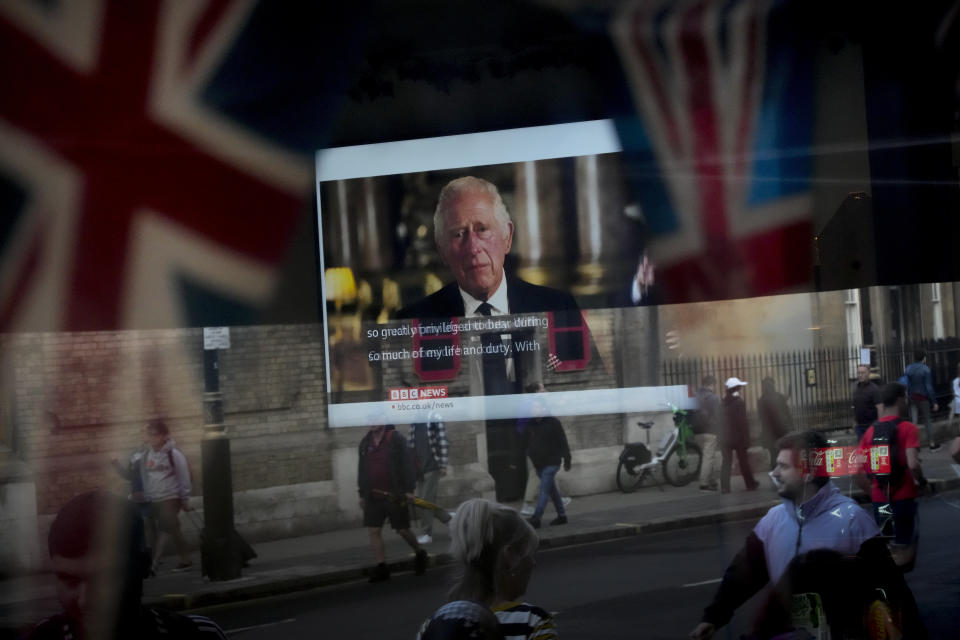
[315,122,674,435]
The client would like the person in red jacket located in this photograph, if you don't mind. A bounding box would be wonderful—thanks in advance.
[358,419,428,582]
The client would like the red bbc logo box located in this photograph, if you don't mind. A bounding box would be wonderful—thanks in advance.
[388,386,448,401]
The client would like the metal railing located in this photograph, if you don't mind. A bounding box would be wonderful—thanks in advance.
[662,339,960,432]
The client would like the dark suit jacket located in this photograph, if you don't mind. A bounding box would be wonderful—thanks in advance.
[396,276,579,320]
[396,276,589,396]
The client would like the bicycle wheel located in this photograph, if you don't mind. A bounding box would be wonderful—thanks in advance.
[616,461,646,493]
[662,442,702,487]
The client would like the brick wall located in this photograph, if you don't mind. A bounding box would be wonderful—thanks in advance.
[2,324,332,516]
[1,310,649,552]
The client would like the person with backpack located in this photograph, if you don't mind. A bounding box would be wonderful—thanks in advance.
[358,417,428,582]
[904,348,940,450]
[141,420,194,574]
[855,382,930,572]
[408,410,452,545]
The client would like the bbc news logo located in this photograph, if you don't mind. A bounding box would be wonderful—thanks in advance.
[389,386,448,401]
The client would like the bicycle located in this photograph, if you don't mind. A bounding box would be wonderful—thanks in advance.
[616,402,702,492]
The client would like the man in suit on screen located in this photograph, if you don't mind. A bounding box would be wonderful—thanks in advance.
[397,176,588,502]
[397,175,580,322]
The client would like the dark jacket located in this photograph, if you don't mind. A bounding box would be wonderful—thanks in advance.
[397,276,580,320]
[757,383,792,444]
[722,393,750,447]
[852,380,880,426]
[693,387,720,435]
[357,426,415,499]
[524,416,571,471]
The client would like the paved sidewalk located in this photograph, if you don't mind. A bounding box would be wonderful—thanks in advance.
[3,439,958,634]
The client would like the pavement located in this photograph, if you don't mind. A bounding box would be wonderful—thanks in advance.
[3,435,959,634]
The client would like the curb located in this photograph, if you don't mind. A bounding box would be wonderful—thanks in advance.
[151,477,960,613]
[148,499,777,612]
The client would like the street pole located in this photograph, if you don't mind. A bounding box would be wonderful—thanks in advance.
[201,328,241,580]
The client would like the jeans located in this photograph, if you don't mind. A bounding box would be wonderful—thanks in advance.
[533,465,565,519]
[909,398,935,446]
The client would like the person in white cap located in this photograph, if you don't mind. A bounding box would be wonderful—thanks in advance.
[720,377,759,493]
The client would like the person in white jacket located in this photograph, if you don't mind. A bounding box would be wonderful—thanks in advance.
[142,420,193,573]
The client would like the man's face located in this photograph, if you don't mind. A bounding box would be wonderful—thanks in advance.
[437,190,514,301]
[771,449,806,501]
[145,428,165,450]
[857,366,870,383]
[52,551,124,635]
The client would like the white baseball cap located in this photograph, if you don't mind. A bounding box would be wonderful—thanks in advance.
[725,377,748,389]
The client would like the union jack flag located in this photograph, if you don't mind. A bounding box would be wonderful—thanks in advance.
[0,0,314,333]
[612,0,815,304]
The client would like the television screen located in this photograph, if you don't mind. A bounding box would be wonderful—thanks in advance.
[315,120,691,428]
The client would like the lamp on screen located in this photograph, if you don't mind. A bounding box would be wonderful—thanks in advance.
[325,267,357,345]
[325,267,357,310]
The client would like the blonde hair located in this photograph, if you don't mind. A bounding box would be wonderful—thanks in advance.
[447,498,538,604]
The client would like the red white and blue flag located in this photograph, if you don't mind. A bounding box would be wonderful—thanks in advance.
[612,0,815,304]
[0,0,315,333]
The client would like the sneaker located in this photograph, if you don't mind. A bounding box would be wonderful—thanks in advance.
[172,561,193,572]
[417,534,432,545]
[699,485,714,493]
[414,549,428,576]
[527,516,541,529]
[561,496,572,507]
[549,515,568,526]
[520,503,535,516]
[369,562,390,583]
[930,443,941,451]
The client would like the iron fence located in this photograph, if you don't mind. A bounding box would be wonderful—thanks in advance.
[662,339,960,433]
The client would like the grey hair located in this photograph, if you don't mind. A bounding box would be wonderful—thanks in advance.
[447,498,538,604]
[433,177,512,244]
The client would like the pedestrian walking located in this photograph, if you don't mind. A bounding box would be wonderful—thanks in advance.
[904,349,940,450]
[519,383,571,516]
[418,498,555,640]
[855,382,931,573]
[142,420,194,574]
[408,410,453,545]
[692,375,720,492]
[523,394,571,529]
[720,378,759,493]
[358,417,428,582]
[757,377,793,469]
[851,363,882,441]
[689,431,924,639]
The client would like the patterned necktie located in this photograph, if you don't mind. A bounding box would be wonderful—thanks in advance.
[475,302,510,394]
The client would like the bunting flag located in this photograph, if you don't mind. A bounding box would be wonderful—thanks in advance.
[0,0,315,333]
[612,0,816,304]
